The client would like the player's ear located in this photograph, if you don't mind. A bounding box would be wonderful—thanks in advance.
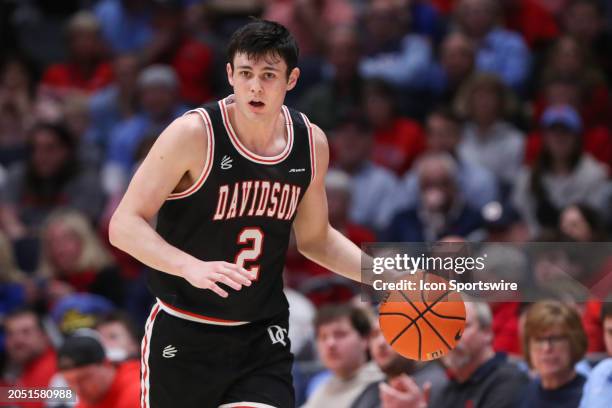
[286,67,300,91]
[226,63,234,87]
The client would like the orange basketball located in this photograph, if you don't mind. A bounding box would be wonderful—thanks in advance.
[378,272,466,361]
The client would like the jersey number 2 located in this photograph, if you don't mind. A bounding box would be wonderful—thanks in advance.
[235,228,264,280]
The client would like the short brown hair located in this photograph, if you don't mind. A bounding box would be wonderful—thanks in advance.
[314,304,372,338]
[522,300,587,368]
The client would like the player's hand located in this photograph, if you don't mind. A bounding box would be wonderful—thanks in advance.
[182,260,255,298]
[380,375,428,408]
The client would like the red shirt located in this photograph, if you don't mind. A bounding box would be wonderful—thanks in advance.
[14,347,57,408]
[491,302,521,355]
[372,118,426,176]
[504,0,559,48]
[42,62,113,94]
[172,38,215,105]
[76,360,140,408]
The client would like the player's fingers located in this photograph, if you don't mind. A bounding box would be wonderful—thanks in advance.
[217,274,243,291]
[220,267,252,286]
[208,282,228,298]
[224,262,255,279]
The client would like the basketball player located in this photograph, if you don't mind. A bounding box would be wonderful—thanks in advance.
[109,20,364,408]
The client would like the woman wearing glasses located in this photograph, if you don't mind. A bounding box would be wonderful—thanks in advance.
[520,300,588,408]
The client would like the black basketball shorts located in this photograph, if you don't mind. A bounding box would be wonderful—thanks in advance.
[140,302,295,408]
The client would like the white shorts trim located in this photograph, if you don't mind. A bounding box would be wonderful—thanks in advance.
[218,402,277,408]
[156,299,249,326]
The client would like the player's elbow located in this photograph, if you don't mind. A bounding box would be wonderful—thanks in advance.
[108,210,127,250]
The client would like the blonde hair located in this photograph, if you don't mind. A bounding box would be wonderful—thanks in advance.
[0,231,25,283]
[38,209,113,277]
[453,73,518,120]
[522,300,587,368]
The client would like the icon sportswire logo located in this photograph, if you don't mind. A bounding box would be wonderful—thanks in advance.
[162,345,177,358]
[221,155,233,169]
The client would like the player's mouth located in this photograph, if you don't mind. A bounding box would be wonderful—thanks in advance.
[249,101,265,108]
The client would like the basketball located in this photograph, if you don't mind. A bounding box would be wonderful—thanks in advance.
[378,272,466,361]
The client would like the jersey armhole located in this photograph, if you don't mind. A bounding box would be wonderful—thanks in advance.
[167,108,215,200]
[300,113,316,184]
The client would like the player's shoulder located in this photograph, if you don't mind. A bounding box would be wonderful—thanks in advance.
[288,107,328,148]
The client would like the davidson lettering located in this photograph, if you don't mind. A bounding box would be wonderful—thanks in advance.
[213,181,301,221]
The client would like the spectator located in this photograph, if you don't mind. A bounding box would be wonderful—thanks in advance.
[264,0,355,57]
[330,113,399,233]
[0,56,35,167]
[455,0,531,90]
[428,32,477,103]
[94,0,153,54]
[299,26,363,131]
[36,209,124,307]
[94,311,140,362]
[378,301,528,407]
[41,12,113,96]
[537,35,609,128]
[561,0,612,83]
[512,105,608,237]
[352,317,448,408]
[0,122,105,243]
[103,65,187,195]
[559,204,609,243]
[50,294,115,337]
[2,308,57,398]
[57,333,140,408]
[454,73,525,189]
[88,53,141,152]
[359,0,433,89]
[385,153,484,242]
[527,77,612,167]
[0,232,27,330]
[363,79,425,176]
[302,304,383,408]
[140,0,217,105]
[397,107,499,212]
[521,300,587,408]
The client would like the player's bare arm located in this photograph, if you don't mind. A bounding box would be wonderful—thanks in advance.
[292,124,364,283]
[108,114,254,298]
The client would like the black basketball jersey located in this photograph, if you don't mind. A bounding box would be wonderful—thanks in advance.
[147,96,315,324]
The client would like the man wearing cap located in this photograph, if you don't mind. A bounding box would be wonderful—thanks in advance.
[58,334,139,408]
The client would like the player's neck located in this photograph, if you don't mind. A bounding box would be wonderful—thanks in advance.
[228,103,286,156]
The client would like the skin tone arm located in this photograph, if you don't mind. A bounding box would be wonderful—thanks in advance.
[108,114,254,298]
[292,125,366,283]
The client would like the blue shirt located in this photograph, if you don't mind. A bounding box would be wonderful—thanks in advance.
[94,0,153,53]
[476,28,531,91]
[106,106,188,173]
[580,359,612,408]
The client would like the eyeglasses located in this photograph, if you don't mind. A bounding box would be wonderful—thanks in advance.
[531,335,568,348]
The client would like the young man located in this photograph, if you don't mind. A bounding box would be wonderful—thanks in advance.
[109,19,363,408]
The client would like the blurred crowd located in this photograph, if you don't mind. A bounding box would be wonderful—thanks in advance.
[0,0,611,407]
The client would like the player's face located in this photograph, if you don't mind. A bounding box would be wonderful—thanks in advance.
[604,317,612,356]
[227,52,299,120]
[316,317,368,377]
[529,328,573,380]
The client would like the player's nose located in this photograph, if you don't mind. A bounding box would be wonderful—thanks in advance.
[249,78,263,94]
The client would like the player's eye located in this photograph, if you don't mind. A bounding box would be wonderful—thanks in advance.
[263,72,276,80]
[239,71,251,78]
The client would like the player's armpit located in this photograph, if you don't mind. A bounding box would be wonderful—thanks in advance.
[292,125,363,283]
